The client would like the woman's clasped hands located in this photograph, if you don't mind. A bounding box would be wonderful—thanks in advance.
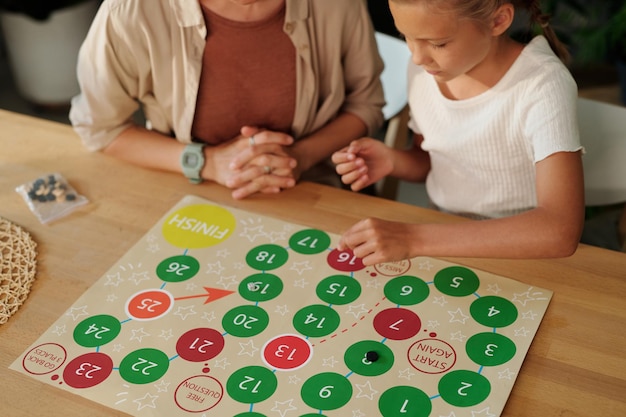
[217,126,300,199]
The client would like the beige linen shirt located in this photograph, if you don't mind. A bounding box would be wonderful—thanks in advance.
[70,0,385,151]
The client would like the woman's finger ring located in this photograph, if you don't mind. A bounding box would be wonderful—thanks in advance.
[263,165,272,174]
[249,135,256,146]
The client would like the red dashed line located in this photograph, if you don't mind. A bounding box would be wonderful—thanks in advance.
[310,296,387,347]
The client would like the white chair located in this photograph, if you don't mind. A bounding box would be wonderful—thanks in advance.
[374,32,412,200]
[577,97,626,251]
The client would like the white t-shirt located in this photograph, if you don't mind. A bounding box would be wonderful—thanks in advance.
[408,36,582,218]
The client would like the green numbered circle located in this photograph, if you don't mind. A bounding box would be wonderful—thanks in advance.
[289,229,331,255]
[293,305,340,338]
[300,415,328,417]
[466,332,516,366]
[156,255,200,283]
[246,244,288,271]
[470,296,518,328]
[438,370,491,407]
[301,372,352,411]
[378,386,432,417]
[384,275,430,306]
[222,305,270,337]
[119,348,169,384]
[434,266,480,297]
[234,413,266,417]
[73,315,121,348]
[316,275,361,305]
[227,366,277,404]
[344,340,394,376]
[239,273,284,302]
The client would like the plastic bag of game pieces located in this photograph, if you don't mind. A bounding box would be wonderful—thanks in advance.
[15,173,89,224]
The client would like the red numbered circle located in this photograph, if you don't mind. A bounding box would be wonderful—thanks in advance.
[63,352,114,389]
[327,249,365,272]
[262,334,313,371]
[126,289,174,321]
[176,328,225,362]
[373,308,421,341]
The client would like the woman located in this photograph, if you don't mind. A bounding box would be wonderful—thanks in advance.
[70,0,385,199]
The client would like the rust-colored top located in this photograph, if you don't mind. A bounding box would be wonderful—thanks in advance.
[192,4,296,144]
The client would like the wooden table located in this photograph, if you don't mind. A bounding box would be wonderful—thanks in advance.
[1,109,625,416]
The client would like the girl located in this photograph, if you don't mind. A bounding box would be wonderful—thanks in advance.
[332,0,584,265]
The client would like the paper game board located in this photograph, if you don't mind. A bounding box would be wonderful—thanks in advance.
[11,195,552,416]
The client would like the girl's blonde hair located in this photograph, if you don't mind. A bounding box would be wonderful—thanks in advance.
[390,0,570,63]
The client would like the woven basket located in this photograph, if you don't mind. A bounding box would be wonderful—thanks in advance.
[0,218,37,324]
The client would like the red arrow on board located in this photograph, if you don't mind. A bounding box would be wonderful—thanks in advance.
[174,287,235,304]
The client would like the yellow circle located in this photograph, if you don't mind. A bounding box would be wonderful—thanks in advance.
[162,204,236,249]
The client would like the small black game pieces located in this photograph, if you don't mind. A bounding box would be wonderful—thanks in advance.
[366,351,379,362]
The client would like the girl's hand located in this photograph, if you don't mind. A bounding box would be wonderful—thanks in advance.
[338,217,418,266]
[332,138,393,191]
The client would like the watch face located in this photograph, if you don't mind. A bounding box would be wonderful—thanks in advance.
[184,154,199,167]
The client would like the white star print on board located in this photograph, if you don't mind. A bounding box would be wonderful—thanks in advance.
[352,410,366,417]
[112,344,124,352]
[322,356,338,368]
[65,305,89,321]
[346,304,369,318]
[214,358,230,369]
[154,380,170,392]
[205,261,225,275]
[104,272,124,287]
[293,278,309,288]
[418,259,435,271]
[433,296,448,307]
[271,399,298,417]
[216,248,230,258]
[274,305,289,316]
[146,242,160,253]
[498,368,516,380]
[132,392,158,411]
[355,380,378,400]
[106,294,118,302]
[439,412,457,417]
[471,407,496,417]
[185,282,198,291]
[398,367,415,380]
[266,230,287,242]
[448,308,470,324]
[426,320,440,329]
[450,330,468,342]
[128,271,151,285]
[486,283,502,294]
[201,311,216,322]
[514,326,531,337]
[288,375,301,384]
[216,275,238,289]
[159,329,174,341]
[290,261,313,275]
[52,325,66,336]
[366,279,381,289]
[521,310,538,320]
[130,328,150,343]
[239,225,268,242]
[173,305,197,320]
[512,286,549,306]
[239,340,259,357]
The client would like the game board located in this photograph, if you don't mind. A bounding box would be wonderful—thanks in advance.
[11,195,552,417]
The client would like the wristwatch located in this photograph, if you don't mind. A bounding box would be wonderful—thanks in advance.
[180,142,206,184]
